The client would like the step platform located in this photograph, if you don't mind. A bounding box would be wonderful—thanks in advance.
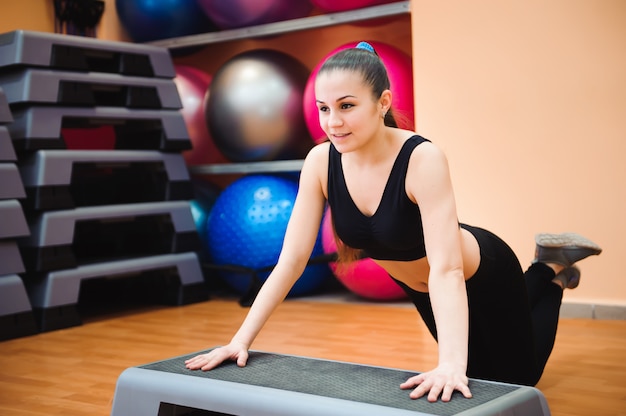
[19,200,201,272]
[0,127,17,161]
[0,30,175,78]
[111,350,551,416]
[0,274,38,341]
[0,88,12,123]
[19,150,193,211]
[0,240,26,276]
[0,68,182,109]
[0,199,29,240]
[0,163,25,199]
[24,251,207,332]
[8,106,191,152]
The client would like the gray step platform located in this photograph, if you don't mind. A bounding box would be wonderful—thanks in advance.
[0,163,25,199]
[24,251,207,332]
[0,240,26,275]
[0,30,175,78]
[0,126,17,161]
[0,68,182,109]
[19,150,193,211]
[8,106,191,151]
[0,88,12,123]
[112,350,551,416]
[19,200,200,272]
[0,199,28,239]
[0,274,38,341]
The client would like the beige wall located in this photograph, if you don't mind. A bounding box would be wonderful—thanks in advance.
[1,0,624,307]
[411,0,626,306]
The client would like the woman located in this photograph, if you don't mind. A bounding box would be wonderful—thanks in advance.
[185,42,601,402]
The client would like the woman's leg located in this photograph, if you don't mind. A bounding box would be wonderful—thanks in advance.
[395,226,599,386]
[525,232,601,374]
[461,225,541,385]
[394,225,541,385]
[524,262,563,375]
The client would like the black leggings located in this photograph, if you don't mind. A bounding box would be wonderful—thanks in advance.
[393,224,563,386]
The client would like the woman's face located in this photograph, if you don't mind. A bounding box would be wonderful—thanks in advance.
[315,69,387,153]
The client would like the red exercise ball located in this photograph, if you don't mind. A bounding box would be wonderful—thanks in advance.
[311,0,392,13]
[173,65,228,166]
[303,40,414,144]
[321,208,407,301]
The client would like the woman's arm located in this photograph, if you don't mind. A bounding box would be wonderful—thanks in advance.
[185,145,328,371]
[400,142,472,402]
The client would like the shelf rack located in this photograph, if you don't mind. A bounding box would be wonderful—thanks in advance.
[149,1,410,50]
[189,160,304,175]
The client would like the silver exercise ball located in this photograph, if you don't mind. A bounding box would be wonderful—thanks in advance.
[205,49,313,162]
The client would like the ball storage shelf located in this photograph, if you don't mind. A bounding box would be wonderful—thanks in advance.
[153,1,412,176]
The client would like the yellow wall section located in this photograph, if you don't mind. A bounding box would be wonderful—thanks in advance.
[1,0,624,306]
[0,1,55,32]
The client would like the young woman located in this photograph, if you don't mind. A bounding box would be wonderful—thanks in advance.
[185,42,601,402]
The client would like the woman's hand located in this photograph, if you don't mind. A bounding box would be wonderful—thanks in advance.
[400,364,472,402]
[184,341,249,371]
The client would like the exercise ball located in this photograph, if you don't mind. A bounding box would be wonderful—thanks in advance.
[206,175,331,297]
[321,207,407,300]
[174,65,228,166]
[197,0,313,30]
[115,0,217,43]
[311,0,392,13]
[206,49,314,162]
[303,41,414,144]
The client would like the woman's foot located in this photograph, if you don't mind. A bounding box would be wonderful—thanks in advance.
[535,232,602,268]
[552,266,581,289]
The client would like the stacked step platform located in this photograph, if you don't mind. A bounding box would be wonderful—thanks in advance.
[0,87,38,341]
[0,30,208,338]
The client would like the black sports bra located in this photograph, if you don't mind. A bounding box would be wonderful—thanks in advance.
[327,135,430,261]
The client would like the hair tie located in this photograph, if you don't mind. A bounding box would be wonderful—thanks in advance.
[356,41,376,53]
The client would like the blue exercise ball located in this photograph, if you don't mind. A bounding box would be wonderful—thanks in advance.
[205,49,314,162]
[115,0,217,43]
[196,0,313,30]
[206,174,331,297]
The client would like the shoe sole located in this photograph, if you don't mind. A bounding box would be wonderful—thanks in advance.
[535,232,602,253]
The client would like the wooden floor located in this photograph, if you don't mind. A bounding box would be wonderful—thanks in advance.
[0,295,625,416]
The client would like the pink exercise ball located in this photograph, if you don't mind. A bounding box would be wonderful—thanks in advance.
[321,208,407,301]
[173,65,228,166]
[311,0,393,13]
[303,40,415,144]
[197,0,313,30]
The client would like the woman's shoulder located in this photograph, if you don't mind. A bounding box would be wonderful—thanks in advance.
[305,140,331,162]
[404,134,450,174]
[300,141,331,196]
[301,141,331,175]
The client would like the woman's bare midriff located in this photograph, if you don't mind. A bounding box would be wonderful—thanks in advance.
[373,228,481,293]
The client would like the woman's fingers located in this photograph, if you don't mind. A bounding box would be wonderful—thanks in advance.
[184,346,249,371]
[400,372,472,402]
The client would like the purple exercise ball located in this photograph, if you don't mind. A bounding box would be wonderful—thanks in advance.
[197,0,313,30]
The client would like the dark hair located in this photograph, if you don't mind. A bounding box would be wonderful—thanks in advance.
[320,45,401,267]
[318,46,398,128]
